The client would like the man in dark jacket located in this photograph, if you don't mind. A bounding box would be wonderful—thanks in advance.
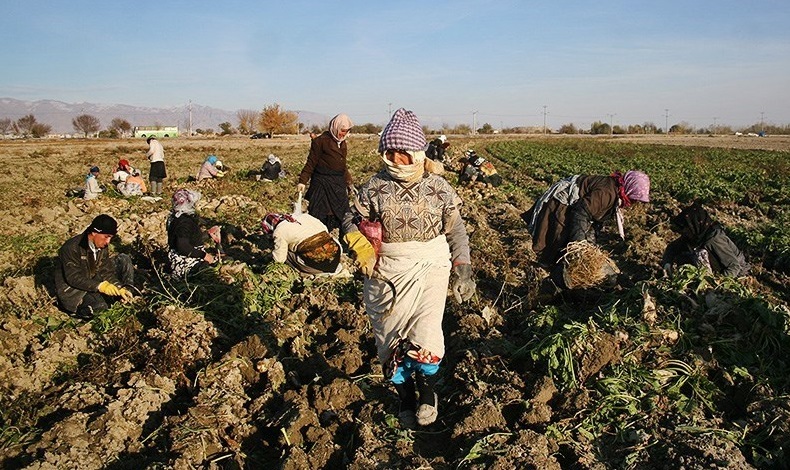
[54,214,134,318]
[662,202,750,277]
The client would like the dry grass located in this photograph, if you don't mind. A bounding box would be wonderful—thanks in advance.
[560,240,620,289]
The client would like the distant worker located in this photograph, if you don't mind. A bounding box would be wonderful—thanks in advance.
[459,150,502,187]
[146,136,167,196]
[297,113,354,233]
[54,214,134,319]
[261,154,283,181]
[662,202,750,277]
[426,135,450,162]
[112,159,145,196]
[197,155,225,181]
[84,166,103,200]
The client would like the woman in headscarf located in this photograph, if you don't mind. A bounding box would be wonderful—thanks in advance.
[197,155,224,181]
[261,211,344,276]
[297,113,354,233]
[342,108,476,429]
[166,189,220,278]
[261,153,283,181]
[524,170,651,269]
[661,202,749,277]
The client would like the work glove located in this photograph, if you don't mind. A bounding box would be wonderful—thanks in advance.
[216,170,225,178]
[98,280,133,301]
[452,264,476,303]
[344,231,376,277]
[297,183,306,194]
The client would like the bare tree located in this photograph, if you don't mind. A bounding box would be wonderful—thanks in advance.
[31,122,52,138]
[72,114,101,138]
[13,114,38,136]
[0,118,11,137]
[236,109,258,135]
[257,103,298,135]
[109,117,132,138]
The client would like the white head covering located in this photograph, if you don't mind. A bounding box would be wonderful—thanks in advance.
[329,113,353,142]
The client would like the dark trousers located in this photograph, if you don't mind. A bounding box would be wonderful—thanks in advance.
[75,254,134,318]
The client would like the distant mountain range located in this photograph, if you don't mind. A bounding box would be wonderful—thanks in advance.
[0,98,330,135]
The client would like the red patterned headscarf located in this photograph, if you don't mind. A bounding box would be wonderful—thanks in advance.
[261,213,298,234]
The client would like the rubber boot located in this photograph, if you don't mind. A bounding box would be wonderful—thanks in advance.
[415,372,439,426]
[394,378,417,430]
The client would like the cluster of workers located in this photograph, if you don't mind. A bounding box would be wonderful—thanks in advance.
[55,109,750,431]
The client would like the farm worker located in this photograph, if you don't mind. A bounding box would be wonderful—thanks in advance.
[54,214,134,319]
[261,154,283,181]
[297,113,354,234]
[112,158,147,193]
[261,212,346,277]
[342,108,475,429]
[524,170,651,270]
[83,166,103,200]
[197,155,224,181]
[459,150,502,187]
[661,202,750,277]
[146,136,167,196]
[166,189,220,278]
[426,134,450,163]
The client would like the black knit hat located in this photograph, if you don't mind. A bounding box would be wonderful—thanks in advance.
[87,214,118,235]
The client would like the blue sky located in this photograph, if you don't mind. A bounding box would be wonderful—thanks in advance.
[2,0,789,129]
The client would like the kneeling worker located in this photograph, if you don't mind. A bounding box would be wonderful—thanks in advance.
[262,212,345,277]
[55,214,134,318]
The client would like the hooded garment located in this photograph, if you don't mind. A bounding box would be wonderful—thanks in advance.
[329,114,353,142]
[378,108,429,182]
[663,203,749,276]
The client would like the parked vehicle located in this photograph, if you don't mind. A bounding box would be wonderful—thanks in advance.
[251,132,272,139]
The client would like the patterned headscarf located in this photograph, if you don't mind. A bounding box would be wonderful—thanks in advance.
[261,212,298,234]
[623,170,650,203]
[171,189,201,218]
[378,108,427,154]
[329,114,353,142]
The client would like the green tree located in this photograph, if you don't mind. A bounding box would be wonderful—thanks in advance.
[478,123,495,134]
[590,121,610,135]
[218,122,235,136]
[72,114,101,137]
[558,123,578,134]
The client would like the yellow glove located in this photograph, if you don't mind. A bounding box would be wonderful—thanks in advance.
[98,280,123,297]
[216,170,225,178]
[344,231,376,277]
[119,287,134,301]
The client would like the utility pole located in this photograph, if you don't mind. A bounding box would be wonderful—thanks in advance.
[388,103,392,118]
[542,105,548,135]
[760,111,765,133]
[188,100,192,137]
[664,109,670,135]
[712,117,718,134]
[472,111,478,135]
[607,113,616,137]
